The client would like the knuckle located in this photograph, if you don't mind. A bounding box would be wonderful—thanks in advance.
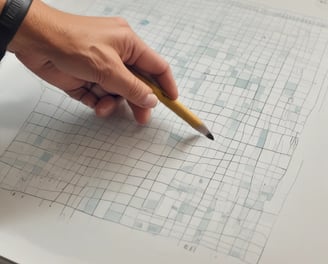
[158,61,170,76]
[161,61,170,72]
[113,17,129,28]
[127,77,145,100]
[93,69,106,86]
[87,47,117,85]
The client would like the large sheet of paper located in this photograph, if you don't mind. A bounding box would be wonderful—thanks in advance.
[1,0,328,263]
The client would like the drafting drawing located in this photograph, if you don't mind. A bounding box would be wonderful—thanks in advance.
[1,0,328,263]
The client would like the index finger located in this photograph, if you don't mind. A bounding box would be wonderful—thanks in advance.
[127,41,179,100]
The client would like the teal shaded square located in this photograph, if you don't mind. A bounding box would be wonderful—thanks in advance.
[34,136,43,146]
[205,48,218,57]
[144,199,158,210]
[147,223,162,234]
[40,152,52,162]
[284,82,297,97]
[257,129,268,148]
[32,166,42,175]
[235,78,249,89]
[179,202,195,215]
[94,188,105,199]
[84,198,98,214]
[104,210,122,223]
[140,19,150,25]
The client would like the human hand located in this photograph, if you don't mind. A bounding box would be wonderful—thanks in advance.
[8,0,178,124]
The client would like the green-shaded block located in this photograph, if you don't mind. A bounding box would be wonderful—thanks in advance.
[235,78,249,89]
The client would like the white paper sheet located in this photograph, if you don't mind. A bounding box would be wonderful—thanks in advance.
[1,0,328,263]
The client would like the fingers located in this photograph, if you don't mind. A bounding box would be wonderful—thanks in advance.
[154,66,179,100]
[102,32,178,107]
[126,38,179,100]
[67,84,122,117]
[19,53,122,117]
[102,60,159,109]
[127,101,152,124]
[95,95,122,117]
[67,87,98,108]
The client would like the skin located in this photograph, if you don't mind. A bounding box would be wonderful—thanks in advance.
[2,0,178,124]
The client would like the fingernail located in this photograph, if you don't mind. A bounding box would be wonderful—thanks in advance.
[141,94,158,108]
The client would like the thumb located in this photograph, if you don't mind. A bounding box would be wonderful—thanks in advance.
[109,64,158,109]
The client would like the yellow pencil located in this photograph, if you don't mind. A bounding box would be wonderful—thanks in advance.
[131,68,214,141]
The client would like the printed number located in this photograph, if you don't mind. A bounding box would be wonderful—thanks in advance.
[183,244,197,253]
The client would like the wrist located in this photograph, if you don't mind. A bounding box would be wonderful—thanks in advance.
[7,0,65,55]
[0,0,34,59]
[7,0,43,53]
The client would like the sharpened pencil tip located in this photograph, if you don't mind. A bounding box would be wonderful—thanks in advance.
[196,125,214,140]
[206,132,214,140]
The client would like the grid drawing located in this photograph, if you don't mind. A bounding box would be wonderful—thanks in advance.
[1,0,328,263]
